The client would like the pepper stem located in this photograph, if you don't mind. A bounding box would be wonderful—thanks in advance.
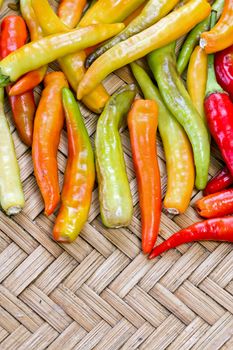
[0,73,11,87]
[205,10,224,96]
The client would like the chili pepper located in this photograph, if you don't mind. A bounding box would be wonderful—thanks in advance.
[0,23,125,86]
[148,42,210,190]
[9,0,47,96]
[79,0,146,26]
[53,88,95,242]
[215,45,233,101]
[0,88,25,215]
[31,0,110,114]
[32,72,68,216]
[77,0,211,100]
[196,189,233,218]
[128,99,161,253]
[187,46,208,121]
[204,167,233,196]
[200,0,233,54]
[58,0,87,28]
[96,85,136,228]
[85,0,180,68]
[149,217,233,259]
[123,3,145,26]
[0,15,36,147]
[204,13,233,179]
[177,0,224,74]
[130,62,194,214]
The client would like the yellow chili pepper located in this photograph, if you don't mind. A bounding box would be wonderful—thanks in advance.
[187,46,208,121]
[0,23,124,86]
[77,0,211,100]
[31,0,109,114]
[79,0,146,26]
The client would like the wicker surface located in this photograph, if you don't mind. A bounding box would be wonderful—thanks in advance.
[0,1,233,349]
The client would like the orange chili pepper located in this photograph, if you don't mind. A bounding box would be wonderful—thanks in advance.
[31,0,109,114]
[9,0,47,96]
[53,88,95,242]
[128,99,161,254]
[200,2,233,53]
[58,0,87,28]
[187,45,208,121]
[32,72,68,216]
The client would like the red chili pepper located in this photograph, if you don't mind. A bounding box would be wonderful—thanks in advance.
[204,166,233,196]
[196,188,233,218]
[204,12,233,178]
[215,44,233,101]
[149,217,233,258]
[0,15,36,146]
[128,99,161,254]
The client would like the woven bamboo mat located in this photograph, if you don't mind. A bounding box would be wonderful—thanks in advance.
[0,1,233,349]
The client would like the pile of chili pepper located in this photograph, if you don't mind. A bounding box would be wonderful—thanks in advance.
[0,0,232,259]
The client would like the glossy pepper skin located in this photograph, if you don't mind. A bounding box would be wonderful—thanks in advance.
[85,0,180,68]
[177,0,224,74]
[131,62,194,214]
[149,217,233,258]
[148,42,210,190]
[196,189,233,218]
[95,85,136,228]
[215,45,233,101]
[128,99,161,253]
[53,88,95,242]
[204,167,233,196]
[187,46,208,121]
[79,0,145,26]
[32,72,68,216]
[204,13,233,179]
[9,0,47,96]
[58,0,87,28]
[77,0,211,100]
[0,88,25,215]
[0,15,36,147]
[0,23,125,86]
[200,0,233,54]
[31,0,110,114]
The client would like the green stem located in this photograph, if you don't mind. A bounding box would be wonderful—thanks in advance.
[205,10,224,96]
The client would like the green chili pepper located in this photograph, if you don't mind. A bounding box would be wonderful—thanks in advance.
[95,84,136,228]
[0,88,25,215]
[177,0,224,74]
[148,42,210,190]
[85,0,180,68]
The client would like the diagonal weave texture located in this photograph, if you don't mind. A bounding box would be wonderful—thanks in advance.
[0,1,233,349]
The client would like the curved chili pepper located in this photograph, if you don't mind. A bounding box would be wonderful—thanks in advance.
[0,88,25,215]
[176,0,224,74]
[215,45,233,101]
[187,46,208,121]
[58,0,87,28]
[196,189,233,218]
[31,0,110,114]
[200,0,233,54]
[85,0,180,68]
[9,0,47,96]
[32,72,68,216]
[0,15,36,146]
[149,217,233,259]
[77,0,211,100]
[204,14,233,179]
[148,42,210,190]
[204,167,233,196]
[0,23,125,86]
[128,99,161,253]
[79,0,145,26]
[130,62,194,214]
[53,88,95,242]
[96,85,136,228]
